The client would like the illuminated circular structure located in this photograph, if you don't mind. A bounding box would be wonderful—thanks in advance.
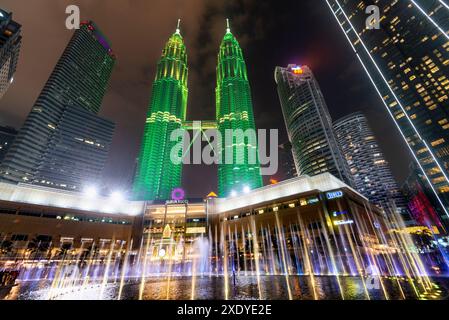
[171,188,185,201]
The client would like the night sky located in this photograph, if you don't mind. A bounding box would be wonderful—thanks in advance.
[0,0,412,198]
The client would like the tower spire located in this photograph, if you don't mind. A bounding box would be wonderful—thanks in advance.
[176,19,181,34]
[216,18,263,197]
[132,21,188,201]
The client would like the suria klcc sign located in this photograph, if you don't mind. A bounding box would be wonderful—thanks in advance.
[326,190,343,200]
[165,188,189,205]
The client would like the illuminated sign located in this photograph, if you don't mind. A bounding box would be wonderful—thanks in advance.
[171,188,185,201]
[186,227,206,234]
[332,210,348,217]
[334,220,354,226]
[307,197,319,204]
[166,200,189,205]
[291,65,303,75]
[326,191,343,200]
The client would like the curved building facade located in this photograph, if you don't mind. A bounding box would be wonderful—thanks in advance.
[334,112,409,218]
[275,65,353,186]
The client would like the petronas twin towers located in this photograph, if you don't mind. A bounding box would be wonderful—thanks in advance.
[133,20,263,200]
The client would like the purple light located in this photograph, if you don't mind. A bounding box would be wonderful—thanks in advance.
[171,188,185,201]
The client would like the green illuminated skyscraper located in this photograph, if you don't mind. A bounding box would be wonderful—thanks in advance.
[133,21,188,200]
[216,20,263,197]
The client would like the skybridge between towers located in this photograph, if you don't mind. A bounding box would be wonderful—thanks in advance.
[182,120,217,131]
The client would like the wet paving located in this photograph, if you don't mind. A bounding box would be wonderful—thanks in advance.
[4,275,449,300]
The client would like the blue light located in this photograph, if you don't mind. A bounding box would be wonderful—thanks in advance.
[326,190,343,200]
[307,197,320,204]
[332,210,348,217]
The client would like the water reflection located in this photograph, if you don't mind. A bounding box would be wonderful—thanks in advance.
[6,276,448,300]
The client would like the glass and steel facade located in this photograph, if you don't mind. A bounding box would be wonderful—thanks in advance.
[0,21,115,191]
[334,112,409,218]
[0,8,21,99]
[0,126,17,164]
[278,142,297,181]
[33,105,114,190]
[142,200,208,261]
[275,65,354,186]
[133,25,188,201]
[0,181,144,257]
[216,24,263,197]
[326,0,449,226]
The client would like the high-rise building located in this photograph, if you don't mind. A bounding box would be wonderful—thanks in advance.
[33,105,114,190]
[216,21,263,197]
[278,142,297,181]
[274,64,353,186]
[326,1,449,227]
[334,112,409,218]
[0,125,17,163]
[0,21,115,191]
[0,9,21,99]
[133,21,188,200]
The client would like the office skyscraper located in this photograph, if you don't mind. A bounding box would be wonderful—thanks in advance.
[0,9,21,99]
[33,105,114,190]
[334,112,408,217]
[216,21,263,197]
[278,142,297,181]
[133,21,188,200]
[0,126,17,163]
[327,1,449,227]
[275,65,353,186]
[0,21,115,191]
